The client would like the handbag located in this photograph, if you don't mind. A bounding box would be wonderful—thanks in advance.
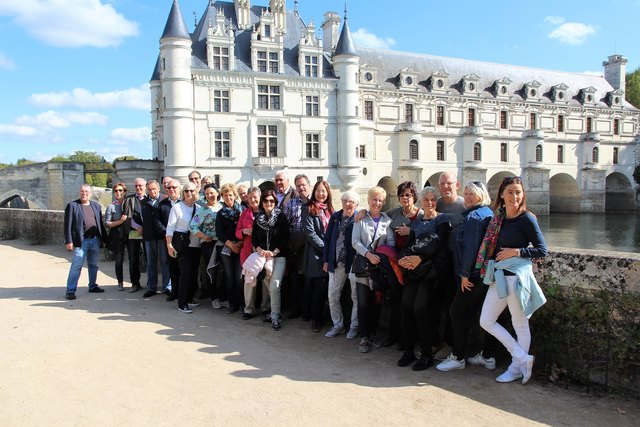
[352,253,377,278]
[105,226,122,252]
[171,231,190,254]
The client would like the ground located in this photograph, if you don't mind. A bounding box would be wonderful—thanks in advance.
[0,239,637,426]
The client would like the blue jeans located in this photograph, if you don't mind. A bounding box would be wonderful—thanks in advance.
[144,240,169,292]
[66,237,100,294]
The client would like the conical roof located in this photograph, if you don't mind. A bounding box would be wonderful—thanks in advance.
[161,0,190,40]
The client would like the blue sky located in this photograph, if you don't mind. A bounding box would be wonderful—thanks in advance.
[0,0,638,164]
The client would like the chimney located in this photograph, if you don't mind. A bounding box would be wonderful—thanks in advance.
[603,54,628,91]
[321,12,340,53]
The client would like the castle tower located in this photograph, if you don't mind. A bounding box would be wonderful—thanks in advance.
[159,0,194,178]
[603,54,628,91]
[332,11,360,190]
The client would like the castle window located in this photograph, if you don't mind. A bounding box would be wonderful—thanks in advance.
[305,133,320,159]
[364,100,374,121]
[212,47,230,70]
[535,144,543,162]
[405,104,414,123]
[357,145,366,159]
[257,51,279,73]
[436,140,445,161]
[530,113,537,130]
[468,108,476,126]
[613,118,620,135]
[586,117,592,133]
[557,145,564,163]
[257,125,278,157]
[409,139,419,160]
[258,85,280,110]
[613,147,619,164]
[500,111,508,129]
[436,106,445,126]
[269,52,279,73]
[214,130,231,158]
[304,55,318,77]
[557,115,564,132]
[473,142,481,161]
[592,146,599,163]
[213,90,229,112]
[264,25,271,38]
[500,143,508,162]
[305,96,319,116]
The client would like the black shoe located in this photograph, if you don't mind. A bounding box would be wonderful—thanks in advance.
[143,290,157,298]
[287,311,302,320]
[163,289,172,295]
[226,306,238,314]
[129,285,141,293]
[382,337,396,347]
[412,356,434,371]
[262,314,272,323]
[242,313,254,320]
[166,295,177,302]
[397,351,416,367]
[65,293,76,300]
[272,319,281,331]
[88,286,105,293]
[311,321,321,333]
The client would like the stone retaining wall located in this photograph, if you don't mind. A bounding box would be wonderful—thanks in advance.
[0,208,65,245]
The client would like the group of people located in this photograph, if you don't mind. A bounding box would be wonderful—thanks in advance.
[63,169,547,384]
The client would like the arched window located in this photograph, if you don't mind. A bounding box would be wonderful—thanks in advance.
[535,144,543,162]
[592,146,599,163]
[409,139,419,160]
[473,142,481,161]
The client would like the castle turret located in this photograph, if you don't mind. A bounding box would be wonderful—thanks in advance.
[332,11,360,190]
[159,0,194,177]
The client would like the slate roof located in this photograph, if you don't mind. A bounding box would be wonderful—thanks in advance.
[161,0,190,40]
[334,16,357,57]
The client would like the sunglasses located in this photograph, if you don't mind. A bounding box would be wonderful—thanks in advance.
[114,189,124,193]
[167,186,178,189]
[263,199,276,204]
[184,189,196,193]
[399,193,413,198]
[502,176,522,184]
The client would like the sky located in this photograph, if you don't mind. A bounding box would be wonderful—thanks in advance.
[0,0,638,164]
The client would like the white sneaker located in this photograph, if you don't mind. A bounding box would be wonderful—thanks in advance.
[521,355,535,384]
[325,325,345,338]
[346,327,358,340]
[496,369,523,383]
[467,352,497,370]
[211,299,222,309]
[436,354,466,371]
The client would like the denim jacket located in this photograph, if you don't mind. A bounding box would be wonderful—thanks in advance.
[453,205,493,279]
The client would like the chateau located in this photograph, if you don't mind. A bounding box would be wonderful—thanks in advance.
[150,0,639,213]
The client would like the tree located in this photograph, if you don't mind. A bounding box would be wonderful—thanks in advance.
[113,155,140,162]
[16,158,36,166]
[49,151,113,187]
[625,68,640,109]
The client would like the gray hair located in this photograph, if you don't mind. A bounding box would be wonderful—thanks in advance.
[248,186,261,196]
[274,169,289,180]
[341,190,360,205]
[420,186,439,199]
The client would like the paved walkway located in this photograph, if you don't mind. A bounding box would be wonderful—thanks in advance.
[0,239,637,426]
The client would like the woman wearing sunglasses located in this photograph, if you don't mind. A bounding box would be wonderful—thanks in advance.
[105,182,128,291]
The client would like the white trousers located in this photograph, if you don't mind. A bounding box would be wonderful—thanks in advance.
[480,276,531,370]
[327,266,358,329]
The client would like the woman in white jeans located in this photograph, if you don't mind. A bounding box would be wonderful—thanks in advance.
[476,176,547,384]
[323,190,360,339]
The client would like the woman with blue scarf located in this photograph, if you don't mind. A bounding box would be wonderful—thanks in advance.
[215,183,244,313]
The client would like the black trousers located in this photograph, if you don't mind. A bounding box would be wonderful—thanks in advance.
[167,251,180,300]
[287,254,305,315]
[306,276,328,324]
[356,282,381,339]
[400,277,436,355]
[113,238,126,284]
[449,276,498,360]
[178,247,200,308]
[127,239,142,287]
[220,252,243,310]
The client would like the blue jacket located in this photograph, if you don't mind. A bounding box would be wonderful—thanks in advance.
[483,257,547,318]
[302,208,329,278]
[453,205,493,280]
[323,209,356,274]
[64,199,106,247]
[141,196,163,241]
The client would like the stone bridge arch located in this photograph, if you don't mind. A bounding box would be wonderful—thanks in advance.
[487,171,518,202]
[0,190,47,210]
[605,172,635,211]
[549,173,580,213]
[424,171,443,189]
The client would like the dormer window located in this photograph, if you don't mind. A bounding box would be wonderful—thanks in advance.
[430,70,449,93]
[206,9,236,71]
[523,80,541,100]
[298,20,323,78]
[493,77,512,98]
[399,67,418,89]
[579,86,597,105]
[461,73,480,95]
[264,24,271,38]
[606,89,624,107]
[551,83,569,103]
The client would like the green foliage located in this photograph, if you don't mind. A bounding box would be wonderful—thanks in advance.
[626,67,640,109]
[16,158,36,166]
[113,155,139,163]
[0,163,11,170]
[48,151,113,187]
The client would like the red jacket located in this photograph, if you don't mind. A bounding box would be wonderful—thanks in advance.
[236,208,257,265]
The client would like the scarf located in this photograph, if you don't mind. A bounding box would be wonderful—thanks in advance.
[219,202,242,223]
[255,207,282,230]
[475,208,505,278]
[315,201,330,231]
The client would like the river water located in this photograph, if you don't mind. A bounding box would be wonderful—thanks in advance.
[537,212,640,254]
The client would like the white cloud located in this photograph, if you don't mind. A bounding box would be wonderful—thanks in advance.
[545,16,597,45]
[352,28,396,49]
[15,111,108,128]
[0,52,16,70]
[109,127,150,142]
[0,124,38,137]
[0,0,139,48]
[29,84,150,110]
